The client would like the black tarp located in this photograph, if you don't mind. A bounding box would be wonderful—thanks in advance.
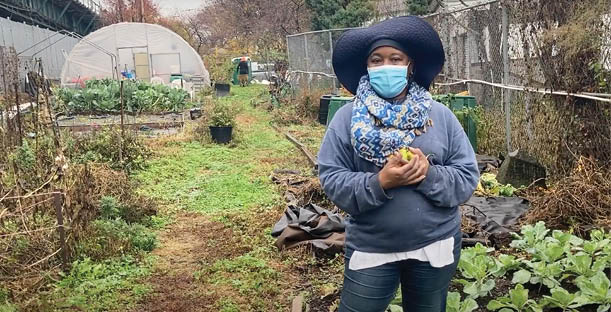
[272,203,345,255]
[461,196,530,234]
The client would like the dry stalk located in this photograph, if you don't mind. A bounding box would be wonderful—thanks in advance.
[524,157,611,235]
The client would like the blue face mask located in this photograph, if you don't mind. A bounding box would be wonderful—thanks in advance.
[367,65,409,99]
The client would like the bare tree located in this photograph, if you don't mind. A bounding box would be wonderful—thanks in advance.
[100,0,160,25]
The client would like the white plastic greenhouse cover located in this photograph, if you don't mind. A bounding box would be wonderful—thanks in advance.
[61,22,210,86]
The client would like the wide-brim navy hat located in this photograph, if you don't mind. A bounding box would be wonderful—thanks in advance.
[332,16,445,94]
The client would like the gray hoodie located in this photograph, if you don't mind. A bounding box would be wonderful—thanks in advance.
[318,101,479,253]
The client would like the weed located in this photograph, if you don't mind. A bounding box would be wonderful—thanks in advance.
[48,256,152,311]
[0,288,15,312]
[217,298,241,312]
[0,304,16,312]
[204,253,281,309]
[65,126,151,172]
[77,218,157,260]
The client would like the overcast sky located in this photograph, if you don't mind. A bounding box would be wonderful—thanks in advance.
[153,0,207,16]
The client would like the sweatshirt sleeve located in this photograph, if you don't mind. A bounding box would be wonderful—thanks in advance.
[318,128,391,216]
[415,115,479,208]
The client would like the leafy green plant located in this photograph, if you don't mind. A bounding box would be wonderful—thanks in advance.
[541,287,589,312]
[492,254,522,278]
[78,218,157,259]
[575,271,611,311]
[97,219,156,252]
[9,141,36,170]
[538,241,566,264]
[100,196,125,220]
[565,252,608,279]
[512,260,565,289]
[456,244,499,299]
[446,292,479,312]
[487,284,542,312]
[547,230,584,252]
[209,101,236,127]
[0,288,15,312]
[581,229,611,257]
[52,256,151,311]
[386,289,403,311]
[55,79,190,114]
[510,221,550,255]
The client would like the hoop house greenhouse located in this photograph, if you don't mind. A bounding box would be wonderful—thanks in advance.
[60,22,210,88]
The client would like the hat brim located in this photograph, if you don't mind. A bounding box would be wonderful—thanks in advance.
[332,16,445,94]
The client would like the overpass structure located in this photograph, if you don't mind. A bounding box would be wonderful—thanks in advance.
[0,0,101,36]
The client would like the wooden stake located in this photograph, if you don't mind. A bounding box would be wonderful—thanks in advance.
[54,192,68,272]
[14,83,23,146]
[40,63,60,149]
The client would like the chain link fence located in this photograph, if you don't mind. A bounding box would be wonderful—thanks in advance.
[287,0,611,175]
[287,28,358,92]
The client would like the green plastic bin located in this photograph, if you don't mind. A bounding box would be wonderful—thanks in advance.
[326,96,354,126]
[231,57,252,86]
[434,95,478,151]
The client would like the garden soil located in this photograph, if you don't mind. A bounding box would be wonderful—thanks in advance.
[133,212,247,312]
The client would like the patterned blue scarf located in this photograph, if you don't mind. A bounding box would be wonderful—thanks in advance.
[351,75,433,167]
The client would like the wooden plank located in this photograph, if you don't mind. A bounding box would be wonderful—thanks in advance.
[271,125,318,169]
[54,193,68,272]
[291,294,305,312]
[58,121,184,132]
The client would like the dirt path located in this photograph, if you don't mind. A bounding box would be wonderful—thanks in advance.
[134,212,247,312]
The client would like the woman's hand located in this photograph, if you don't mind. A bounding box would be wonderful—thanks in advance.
[378,147,430,190]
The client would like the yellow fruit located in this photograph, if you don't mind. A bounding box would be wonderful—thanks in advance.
[475,182,485,195]
[399,148,414,161]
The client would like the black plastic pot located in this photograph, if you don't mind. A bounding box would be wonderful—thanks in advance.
[319,94,333,125]
[214,83,231,97]
[190,108,202,120]
[209,126,233,144]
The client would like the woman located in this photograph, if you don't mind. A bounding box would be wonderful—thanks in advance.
[318,16,479,312]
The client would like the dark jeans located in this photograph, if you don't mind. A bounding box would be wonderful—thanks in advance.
[339,231,462,312]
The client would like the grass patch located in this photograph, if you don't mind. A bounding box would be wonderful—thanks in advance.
[0,304,16,312]
[46,256,153,311]
[23,195,159,311]
[135,141,283,214]
[0,288,16,312]
[136,85,305,215]
[200,252,284,310]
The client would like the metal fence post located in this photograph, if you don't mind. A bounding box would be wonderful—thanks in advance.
[286,35,291,72]
[329,30,336,93]
[119,80,124,165]
[502,3,511,153]
[444,18,451,80]
[304,34,310,90]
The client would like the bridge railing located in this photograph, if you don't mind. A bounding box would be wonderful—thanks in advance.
[76,0,102,14]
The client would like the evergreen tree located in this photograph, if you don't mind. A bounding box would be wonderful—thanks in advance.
[305,0,374,30]
[404,0,433,15]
